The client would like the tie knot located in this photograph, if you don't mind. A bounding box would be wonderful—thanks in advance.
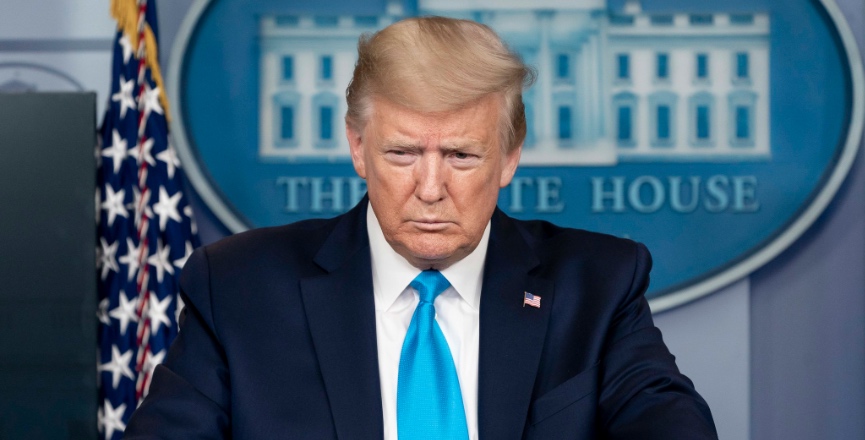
[410,270,451,304]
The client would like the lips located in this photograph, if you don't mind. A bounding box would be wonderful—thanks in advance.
[410,219,451,231]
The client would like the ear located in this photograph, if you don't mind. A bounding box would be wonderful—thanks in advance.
[346,123,367,179]
[499,143,522,188]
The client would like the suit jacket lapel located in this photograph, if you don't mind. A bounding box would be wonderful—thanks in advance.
[300,200,383,440]
[478,210,554,440]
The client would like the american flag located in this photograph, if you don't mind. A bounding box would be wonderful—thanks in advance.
[523,292,541,308]
[96,1,199,438]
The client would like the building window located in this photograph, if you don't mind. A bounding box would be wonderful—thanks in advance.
[354,16,378,27]
[558,106,572,140]
[649,91,677,147]
[281,56,294,81]
[314,16,339,27]
[272,91,300,148]
[313,92,339,148]
[650,15,674,26]
[657,105,671,140]
[613,92,637,147]
[689,92,715,147]
[618,106,632,143]
[690,14,714,25]
[696,106,710,139]
[320,56,333,81]
[696,53,709,80]
[728,90,757,147]
[617,54,630,80]
[735,52,750,82]
[275,16,299,27]
[656,53,669,80]
[320,106,333,140]
[556,54,570,79]
[735,106,749,139]
[730,14,754,25]
[281,106,294,140]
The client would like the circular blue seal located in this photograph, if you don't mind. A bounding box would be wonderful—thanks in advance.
[169,0,863,310]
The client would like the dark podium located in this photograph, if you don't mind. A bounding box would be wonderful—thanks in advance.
[0,93,97,439]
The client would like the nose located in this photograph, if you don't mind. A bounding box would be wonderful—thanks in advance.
[414,153,447,203]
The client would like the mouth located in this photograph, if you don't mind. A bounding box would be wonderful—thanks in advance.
[410,219,451,232]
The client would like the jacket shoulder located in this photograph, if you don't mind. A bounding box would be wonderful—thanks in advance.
[511,217,649,267]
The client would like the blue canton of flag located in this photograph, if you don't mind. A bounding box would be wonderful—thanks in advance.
[523,292,541,308]
[96,1,199,438]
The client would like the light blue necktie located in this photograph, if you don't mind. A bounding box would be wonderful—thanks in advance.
[397,270,469,440]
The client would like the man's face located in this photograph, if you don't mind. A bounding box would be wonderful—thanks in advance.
[348,95,521,270]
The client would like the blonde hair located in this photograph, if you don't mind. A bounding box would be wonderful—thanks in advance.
[345,16,535,152]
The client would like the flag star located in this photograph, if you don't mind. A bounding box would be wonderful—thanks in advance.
[146,294,173,333]
[175,295,185,326]
[118,33,134,64]
[98,345,135,389]
[142,349,166,376]
[101,185,128,227]
[111,75,136,119]
[147,239,174,283]
[153,186,182,231]
[98,238,120,280]
[156,144,181,179]
[101,129,128,174]
[141,84,164,117]
[108,291,139,335]
[173,241,194,270]
[129,137,157,167]
[98,399,127,440]
[97,297,111,325]
[118,238,142,282]
[184,205,197,235]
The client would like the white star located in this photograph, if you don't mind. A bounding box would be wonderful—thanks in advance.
[111,75,136,119]
[153,186,182,231]
[175,295,185,326]
[156,144,181,179]
[129,137,156,167]
[173,241,194,270]
[97,297,111,325]
[108,291,139,335]
[147,239,174,283]
[140,84,164,117]
[132,187,154,229]
[141,349,166,376]
[100,185,128,227]
[101,129,128,174]
[98,399,127,440]
[98,345,134,389]
[98,238,120,281]
[184,205,197,235]
[146,294,173,333]
[118,238,142,282]
[118,33,134,64]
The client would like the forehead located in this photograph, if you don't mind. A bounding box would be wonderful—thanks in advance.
[365,96,502,147]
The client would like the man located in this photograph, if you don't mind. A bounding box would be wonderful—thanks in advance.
[125,16,717,439]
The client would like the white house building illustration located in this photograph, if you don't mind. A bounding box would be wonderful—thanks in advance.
[258,0,770,165]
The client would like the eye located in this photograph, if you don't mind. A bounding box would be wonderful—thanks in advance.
[385,149,416,164]
[453,152,470,160]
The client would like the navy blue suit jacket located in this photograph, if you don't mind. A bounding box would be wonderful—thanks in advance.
[125,199,716,439]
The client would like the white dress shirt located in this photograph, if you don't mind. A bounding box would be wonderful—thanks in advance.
[367,205,489,440]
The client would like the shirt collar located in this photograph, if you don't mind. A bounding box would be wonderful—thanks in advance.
[367,204,489,312]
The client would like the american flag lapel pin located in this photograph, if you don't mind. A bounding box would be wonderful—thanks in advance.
[523,291,541,308]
